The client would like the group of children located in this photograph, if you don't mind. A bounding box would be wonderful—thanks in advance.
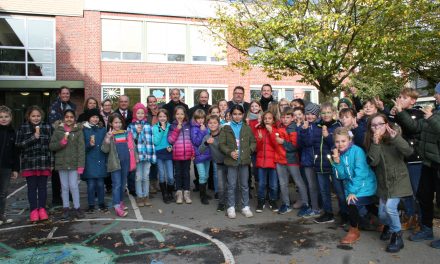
[0,85,439,253]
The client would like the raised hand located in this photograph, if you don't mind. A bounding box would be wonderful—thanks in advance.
[302,120,309,129]
[322,125,329,137]
[385,124,397,138]
[373,131,381,144]
[391,99,402,113]
[374,96,385,111]
[422,105,433,119]
[357,109,365,120]
[265,124,273,133]
[332,148,340,164]
[207,136,214,144]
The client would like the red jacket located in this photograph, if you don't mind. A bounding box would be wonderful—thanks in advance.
[275,125,299,165]
[254,126,277,168]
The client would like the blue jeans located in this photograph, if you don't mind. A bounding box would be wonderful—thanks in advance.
[111,159,129,207]
[379,198,401,232]
[212,162,218,193]
[59,170,80,209]
[196,161,211,184]
[316,172,348,215]
[157,159,174,184]
[216,164,227,205]
[136,161,151,198]
[227,165,249,208]
[403,163,422,216]
[87,178,104,207]
[257,168,278,200]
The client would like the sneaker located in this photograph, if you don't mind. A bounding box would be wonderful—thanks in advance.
[183,190,192,204]
[431,239,440,249]
[30,209,39,222]
[269,200,279,212]
[241,206,254,218]
[293,200,303,209]
[38,208,49,220]
[120,201,128,211]
[0,216,13,225]
[303,209,321,219]
[72,208,85,219]
[297,205,311,217]
[409,225,434,241]
[256,199,265,213]
[227,207,236,219]
[115,206,128,217]
[314,212,335,224]
[98,204,108,212]
[278,204,292,215]
[217,203,226,212]
[176,190,183,204]
[86,206,95,213]
[61,208,70,220]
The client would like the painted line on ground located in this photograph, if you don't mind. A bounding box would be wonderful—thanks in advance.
[115,242,212,259]
[7,184,27,199]
[82,220,120,245]
[128,193,144,221]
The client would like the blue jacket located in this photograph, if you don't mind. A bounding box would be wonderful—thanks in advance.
[128,121,156,163]
[48,97,76,125]
[353,117,368,150]
[82,123,107,179]
[332,144,377,198]
[190,120,211,164]
[152,122,173,160]
[299,120,341,172]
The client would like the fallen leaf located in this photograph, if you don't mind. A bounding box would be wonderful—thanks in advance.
[114,242,123,248]
[210,228,221,233]
[158,209,163,214]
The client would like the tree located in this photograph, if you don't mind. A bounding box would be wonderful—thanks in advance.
[209,0,435,96]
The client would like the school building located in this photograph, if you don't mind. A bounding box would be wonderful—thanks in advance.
[0,0,319,126]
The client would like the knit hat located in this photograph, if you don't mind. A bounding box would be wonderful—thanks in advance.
[84,108,100,121]
[132,103,148,122]
[435,82,440,94]
[338,97,353,109]
[305,103,320,117]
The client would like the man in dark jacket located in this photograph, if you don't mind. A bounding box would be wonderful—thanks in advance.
[162,89,189,122]
[259,84,276,112]
[188,91,211,119]
[395,83,440,249]
[227,86,250,113]
[113,95,132,129]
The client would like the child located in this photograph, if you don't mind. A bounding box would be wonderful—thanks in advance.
[153,109,174,204]
[293,107,305,127]
[268,101,281,123]
[339,108,364,149]
[330,127,377,244]
[275,108,308,215]
[102,113,137,217]
[168,106,194,204]
[49,109,85,220]
[365,113,413,253]
[82,108,108,213]
[208,105,221,117]
[16,106,53,222]
[200,115,226,211]
[128,103,156,207]
[219,105,256,219]
[279,98,290,113]
[301,102,347,224]
[190,109,211,205]
[218,99,229,124]
[254,111,279,212]
[246,100,262,129]
[0,106,19,225]
[298,103,321,217]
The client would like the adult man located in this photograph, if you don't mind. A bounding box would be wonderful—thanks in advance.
[114,95,132,129]
[395,82,440,249]
[227,86,250,113]
[48,86,77,206]
[189,91,211,119]
[259,84,276,112]
[162,89,189,122]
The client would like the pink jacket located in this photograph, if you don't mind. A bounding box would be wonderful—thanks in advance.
[167,121,194,161]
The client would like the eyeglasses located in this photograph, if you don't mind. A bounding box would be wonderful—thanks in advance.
[371,123,386,129]
[320,112,332,115]
[280,104,288,107]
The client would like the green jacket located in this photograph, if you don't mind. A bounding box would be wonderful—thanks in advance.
[367,135,413,199]
[219,123,256,166]
[396,110,440,167]
[49,122,85,170]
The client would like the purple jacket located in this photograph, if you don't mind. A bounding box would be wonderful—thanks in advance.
[167,121,194,161]
[190,120,211,164]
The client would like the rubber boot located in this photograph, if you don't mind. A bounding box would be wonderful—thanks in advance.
[200,183,209,205]
[159,183,170,204]
[167,184,175,202]
[386,231,404,253]
[340,227,360,244]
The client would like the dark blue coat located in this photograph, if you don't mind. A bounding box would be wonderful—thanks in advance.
[82,124,107,180]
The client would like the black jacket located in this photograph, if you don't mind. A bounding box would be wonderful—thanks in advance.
[188,104,211,120]
[113,109,133,129]
[162,100,189,122]
[227,100,250,114]
[0,125,19,171]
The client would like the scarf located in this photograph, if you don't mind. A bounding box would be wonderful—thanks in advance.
[260,96,274,111]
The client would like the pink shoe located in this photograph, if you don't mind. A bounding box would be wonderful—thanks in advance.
[30,209,39,222]
[115,206,127,217]
[120,202,128,211]
[38,208,48,221]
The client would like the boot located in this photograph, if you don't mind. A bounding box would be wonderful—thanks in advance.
[183,190,192,204]
[200,183,209,205]
[176,190,183,204]
[149,180,158,195]
[340,227,360,244]
[143,197,152,206]
[136,197,144,207]
[167,184,175,202]
[159,183,170,204]
[380,225,391,241]
[386,231,404,253]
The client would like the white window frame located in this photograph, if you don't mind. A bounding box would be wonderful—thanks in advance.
[0,15,56,80]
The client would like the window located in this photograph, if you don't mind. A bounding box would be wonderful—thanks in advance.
[147,22,186,62]
[193,88,226,105]
[251,86,318,103]
[190,25,226,63]
[0,17,55,79]
[102,19,142,61]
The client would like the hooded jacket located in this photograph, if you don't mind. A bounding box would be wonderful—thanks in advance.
[190,120,211,164]
[167,120,194,161]
[49,121,85,170]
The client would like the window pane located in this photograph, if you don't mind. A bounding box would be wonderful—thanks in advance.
[121,21,142,52]
[190,26,210,57]
[124,88,141,109]
[0,63,25,76]
[147,22,186,57]
[285,89,294,101]
[28,63,54,76]
[212,90,225,105]
[28,50,54,62]
[28,20,54,49]
[272,89,279,101]
[0,18,25,47]
[102,19,122,52]
[250,90,260,101]
[147,53,166,62]
[102,87,121,101]
[147,22,167,54]
[167,54,185,62]
[166,23,186,54]
[192,56,207,61]
[102,51,121,60]
[304,91,311,102]
[151,88,166,105]
[122,52,141,60]
[0,48,25,61]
